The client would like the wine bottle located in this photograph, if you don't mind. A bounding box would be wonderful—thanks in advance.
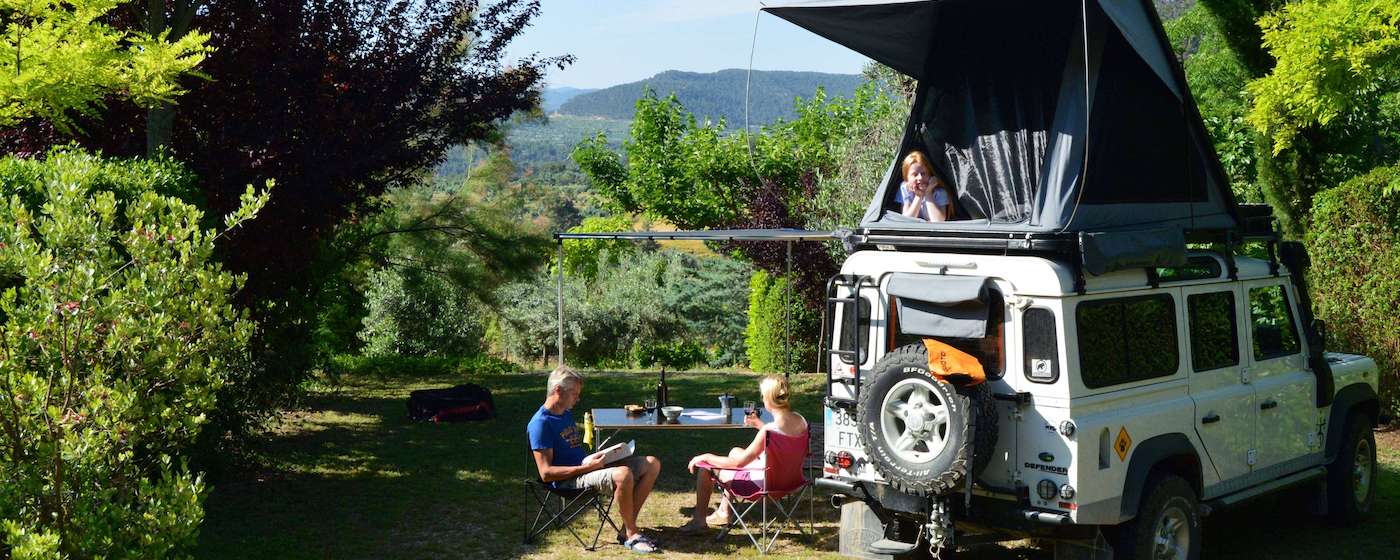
[659,367,669,408]
[655,368,668,424]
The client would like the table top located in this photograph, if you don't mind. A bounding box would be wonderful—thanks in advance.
[592,407,772,429]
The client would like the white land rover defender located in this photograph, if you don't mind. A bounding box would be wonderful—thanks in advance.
[748,1,1384,559]
[818,245,1379,559]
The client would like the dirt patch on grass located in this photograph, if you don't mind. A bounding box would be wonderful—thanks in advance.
[1375,425,1400,448]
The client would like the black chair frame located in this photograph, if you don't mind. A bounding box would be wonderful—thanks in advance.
[522,448,621,551]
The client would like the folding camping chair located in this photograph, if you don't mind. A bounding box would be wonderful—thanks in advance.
[522,446,621,550]
[695,429,815,553]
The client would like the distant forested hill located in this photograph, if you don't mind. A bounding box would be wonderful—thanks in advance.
[558,69,862,125]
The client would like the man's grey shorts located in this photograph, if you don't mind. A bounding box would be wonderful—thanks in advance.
[558,455,650,492]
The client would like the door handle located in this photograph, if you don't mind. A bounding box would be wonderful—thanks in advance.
[1260,400,1278,410]
[1201,413,1221,424]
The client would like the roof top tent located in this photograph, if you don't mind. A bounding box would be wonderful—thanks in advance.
[761,0,1245,274]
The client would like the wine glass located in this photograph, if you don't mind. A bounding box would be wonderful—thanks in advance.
[644,398,656,415]
[744,400,757,417]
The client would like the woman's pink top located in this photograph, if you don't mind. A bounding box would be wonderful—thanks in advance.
[728,425,809,498]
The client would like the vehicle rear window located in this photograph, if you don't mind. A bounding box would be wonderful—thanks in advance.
[1249,285,1300,360]
[1187,291,1238,372]
[1076,295,1178,388]
[1023,308,1059,383]
[893,290,1005,379]
[837,296,871,364]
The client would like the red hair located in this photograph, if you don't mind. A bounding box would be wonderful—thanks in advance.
[901,150,937,184]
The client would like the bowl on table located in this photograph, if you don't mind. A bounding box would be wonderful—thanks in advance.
[661,406,683,422]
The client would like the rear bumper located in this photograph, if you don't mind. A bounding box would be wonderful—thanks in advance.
[818,476,1098,538]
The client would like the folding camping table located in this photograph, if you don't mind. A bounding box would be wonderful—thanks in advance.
[591,407,775,449]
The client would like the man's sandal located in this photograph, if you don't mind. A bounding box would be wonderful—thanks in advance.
[623,534,659,553]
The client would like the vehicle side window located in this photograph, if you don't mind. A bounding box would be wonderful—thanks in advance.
[1187,291,1238,372]
[838,296,871,364]
[1076,295,1178,388]
[1249,284,1300,360]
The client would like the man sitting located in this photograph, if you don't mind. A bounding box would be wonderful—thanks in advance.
[527,366,663,553]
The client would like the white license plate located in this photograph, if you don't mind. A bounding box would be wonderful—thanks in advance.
[825,407,863,451]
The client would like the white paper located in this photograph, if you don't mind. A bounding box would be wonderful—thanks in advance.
[598,439,635,464]
[683,410,726,421]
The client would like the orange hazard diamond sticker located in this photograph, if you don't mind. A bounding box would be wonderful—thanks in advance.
[1114,427,1133,462]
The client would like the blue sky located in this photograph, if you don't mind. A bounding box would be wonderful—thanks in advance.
[505,0,872,89]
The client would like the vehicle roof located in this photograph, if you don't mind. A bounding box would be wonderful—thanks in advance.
[841,250,1284,297]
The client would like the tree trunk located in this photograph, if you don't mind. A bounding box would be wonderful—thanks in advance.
[146,105,175,157]
[144,1,200,156]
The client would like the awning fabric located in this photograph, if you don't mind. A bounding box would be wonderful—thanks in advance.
[762,0,1239,272]
[886,273,989,338]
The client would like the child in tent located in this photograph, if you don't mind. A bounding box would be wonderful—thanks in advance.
[898,149,954,222]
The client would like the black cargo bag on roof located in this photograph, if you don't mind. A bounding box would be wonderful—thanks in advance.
[408,383,496,422]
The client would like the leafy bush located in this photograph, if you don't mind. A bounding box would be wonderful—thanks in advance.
[493,249,749,368]
[560,215,636,281]
[0,150,266,558]
[1308,164,1400,407]
[329,354,520,382]
[802,69,909,239]
[745,270,818,374]
[358,267,485,358]
[633,341,707,371]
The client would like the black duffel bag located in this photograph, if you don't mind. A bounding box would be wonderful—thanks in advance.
[408,383,496,422]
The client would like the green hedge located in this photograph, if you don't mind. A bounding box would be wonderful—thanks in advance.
[329,354,521,382]
[1308,165,1400,409]
[745,270,818,373]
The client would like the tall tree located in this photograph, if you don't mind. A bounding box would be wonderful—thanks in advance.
[0,0,210,133]
[9,0,570,443]
[1181,0,1397,235]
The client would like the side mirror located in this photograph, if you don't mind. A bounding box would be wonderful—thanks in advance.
[1312,319,1328,351]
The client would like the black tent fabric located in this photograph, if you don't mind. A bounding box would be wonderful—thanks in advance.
[761,0,1239,249]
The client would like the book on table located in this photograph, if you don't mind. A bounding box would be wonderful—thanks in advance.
[594,440,635,465]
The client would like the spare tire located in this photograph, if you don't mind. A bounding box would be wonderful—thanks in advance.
[857,343,998,496]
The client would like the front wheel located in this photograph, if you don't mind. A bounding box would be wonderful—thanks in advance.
[1327,414,1377,525]
[1114,474,1201,560]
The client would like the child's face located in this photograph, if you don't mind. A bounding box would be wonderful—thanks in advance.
[907,163,932,194]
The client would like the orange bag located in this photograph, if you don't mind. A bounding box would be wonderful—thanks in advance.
[922,338,986,386]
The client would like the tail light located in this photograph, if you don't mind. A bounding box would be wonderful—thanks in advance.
[834,451,855,470]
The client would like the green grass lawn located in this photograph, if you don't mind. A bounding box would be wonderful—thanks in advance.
[196,364,1399,559]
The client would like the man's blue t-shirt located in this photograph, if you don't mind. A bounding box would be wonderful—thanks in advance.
[527,406,586,471]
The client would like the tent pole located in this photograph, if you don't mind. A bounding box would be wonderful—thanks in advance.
[784,240,792,378]
[556,240,565,367]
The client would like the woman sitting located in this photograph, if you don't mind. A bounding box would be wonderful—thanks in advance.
[898,149,954,222]
[680,376,808,533]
